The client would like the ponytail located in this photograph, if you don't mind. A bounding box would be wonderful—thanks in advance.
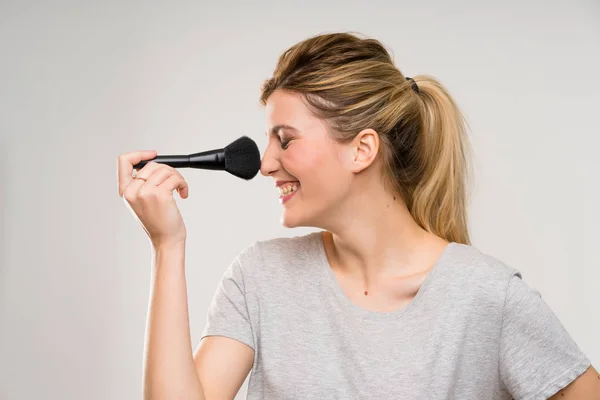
[411,75,472,245]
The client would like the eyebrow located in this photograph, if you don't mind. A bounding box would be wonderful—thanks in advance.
[265,124,299,136]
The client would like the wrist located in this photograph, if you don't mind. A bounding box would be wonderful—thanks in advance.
[151,241,186,273]
[152,239,186,253]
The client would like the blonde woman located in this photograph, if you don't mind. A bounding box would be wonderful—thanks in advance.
[117,32,599,399]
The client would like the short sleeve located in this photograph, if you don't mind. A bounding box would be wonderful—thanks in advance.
[200,253,255,351]
[499,272,590,400]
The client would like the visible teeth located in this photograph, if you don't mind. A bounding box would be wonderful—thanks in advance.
[278,183,299,196]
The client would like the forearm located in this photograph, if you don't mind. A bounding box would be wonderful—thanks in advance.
[143,242,205,400]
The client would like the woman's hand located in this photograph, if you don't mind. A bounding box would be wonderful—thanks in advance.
[117,150,189,249]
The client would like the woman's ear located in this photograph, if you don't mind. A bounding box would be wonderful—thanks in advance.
[350,128,379,173]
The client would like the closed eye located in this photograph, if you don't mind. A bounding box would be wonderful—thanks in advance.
[280,139,291,149]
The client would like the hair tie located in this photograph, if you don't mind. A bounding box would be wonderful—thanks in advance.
[405,76,419,94]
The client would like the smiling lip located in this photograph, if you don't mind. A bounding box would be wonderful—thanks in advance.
[275,180,299,187]
[279,186,299,204]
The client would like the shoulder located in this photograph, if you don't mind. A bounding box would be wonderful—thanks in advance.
[444,242,522,283]
[231,231,321,277]
[437,242,531,309]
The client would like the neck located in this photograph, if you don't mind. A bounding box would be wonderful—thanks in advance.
[320,187,448,283]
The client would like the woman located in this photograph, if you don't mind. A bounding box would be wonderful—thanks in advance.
[117,32,599,399]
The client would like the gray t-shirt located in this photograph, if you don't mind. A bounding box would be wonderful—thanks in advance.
[201,231,590,399]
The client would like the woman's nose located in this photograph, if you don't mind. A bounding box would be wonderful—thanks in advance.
[260,143,279,177]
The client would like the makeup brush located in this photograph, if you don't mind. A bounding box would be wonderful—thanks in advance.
[132,135,261,180]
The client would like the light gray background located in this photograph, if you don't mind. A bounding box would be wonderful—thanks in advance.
[1,1,599,399]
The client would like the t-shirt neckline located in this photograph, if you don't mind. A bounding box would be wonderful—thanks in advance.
[313,231,456,321]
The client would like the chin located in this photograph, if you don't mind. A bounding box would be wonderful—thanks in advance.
[280,207,324,229]
[279,212,302,228]
[278,190,330,228]
[280,205,318,228]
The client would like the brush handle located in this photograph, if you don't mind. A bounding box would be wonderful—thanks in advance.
[132,149,226,170]
[133,155,190,170]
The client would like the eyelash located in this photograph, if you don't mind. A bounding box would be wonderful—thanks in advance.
[280,139,291,149]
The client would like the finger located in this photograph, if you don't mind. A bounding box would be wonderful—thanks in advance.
[117,150,157,196]
[122,177,146,205]
[133,161,163,181]
[160,174,189,199]
[123,161,165,200]
[144,164,178,187]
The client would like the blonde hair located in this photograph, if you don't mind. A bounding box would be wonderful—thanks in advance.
[260,32,473,245]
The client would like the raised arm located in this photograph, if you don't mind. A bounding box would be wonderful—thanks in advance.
[118,151,254,399]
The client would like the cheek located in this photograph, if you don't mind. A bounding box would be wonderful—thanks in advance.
[295,146,351,200]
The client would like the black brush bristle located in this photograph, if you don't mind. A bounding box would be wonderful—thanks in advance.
[223,136,261,180]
